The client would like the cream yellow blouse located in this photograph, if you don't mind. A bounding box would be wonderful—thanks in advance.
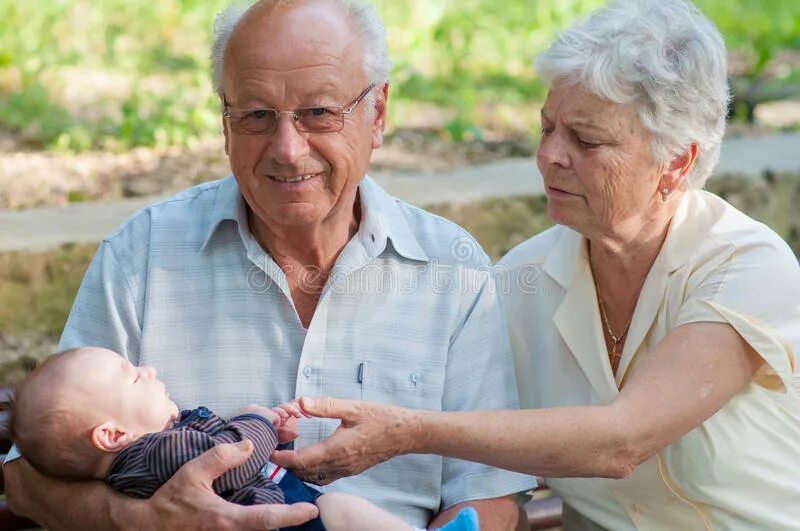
[498,190,800,530]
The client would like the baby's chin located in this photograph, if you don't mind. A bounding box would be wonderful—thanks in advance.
[168,401,180,423]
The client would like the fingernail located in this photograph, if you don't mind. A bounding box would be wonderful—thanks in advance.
[303,398,315,408]
[236,439,252,451]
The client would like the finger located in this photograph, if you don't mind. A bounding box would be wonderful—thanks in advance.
[273,407,289,420]
[278,428,299,442]
[275,404,299,419]
[239,502,319,529]
[270,449,302,469]
[271,441,337,475]
[180,440,254,485]
[283,403,304,417]
[291,398,312,418]
[297,396,361,420]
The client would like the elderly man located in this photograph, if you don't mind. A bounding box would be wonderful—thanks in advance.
[4,0,534,529]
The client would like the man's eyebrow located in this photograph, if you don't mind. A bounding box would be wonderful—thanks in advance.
[302,86,345,103]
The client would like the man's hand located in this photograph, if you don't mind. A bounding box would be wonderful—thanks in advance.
[142,440,318,530]
[270,397,419,485]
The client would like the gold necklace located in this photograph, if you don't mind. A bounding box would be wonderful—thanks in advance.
[595,285,633,376]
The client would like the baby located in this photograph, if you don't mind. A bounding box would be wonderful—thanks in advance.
[11,347,478,531]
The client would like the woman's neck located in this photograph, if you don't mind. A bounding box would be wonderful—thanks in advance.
[587,193,681,304]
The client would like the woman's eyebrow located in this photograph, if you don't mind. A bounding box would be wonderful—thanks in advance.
[562,118,613,134]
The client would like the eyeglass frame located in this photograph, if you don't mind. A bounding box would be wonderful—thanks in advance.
[221,83,377,135]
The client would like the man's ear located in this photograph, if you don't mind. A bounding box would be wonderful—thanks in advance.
[371,82,390,149]
[661,143,699,193]
[222,110,231,157]
[91,422,134,452]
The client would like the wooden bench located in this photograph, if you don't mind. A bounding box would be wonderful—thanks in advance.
[0,385,39,529]
[0,384,562,530]
[524,480,563,530]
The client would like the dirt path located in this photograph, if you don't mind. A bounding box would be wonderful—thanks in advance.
[1,132,798,252]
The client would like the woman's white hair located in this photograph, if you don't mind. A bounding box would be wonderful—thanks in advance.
[535,0,730,189]
[211,0,391,104]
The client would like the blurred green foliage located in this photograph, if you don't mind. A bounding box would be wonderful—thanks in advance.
[0,0,798,151]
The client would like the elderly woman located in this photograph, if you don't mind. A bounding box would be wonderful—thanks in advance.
[273,0,800,528]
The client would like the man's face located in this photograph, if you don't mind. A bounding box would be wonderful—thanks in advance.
[222,1,388,230]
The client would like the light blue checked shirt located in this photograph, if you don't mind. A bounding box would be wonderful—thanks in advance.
[32,175,535,524]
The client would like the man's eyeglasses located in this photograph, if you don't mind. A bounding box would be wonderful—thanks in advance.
[222,84,376,135]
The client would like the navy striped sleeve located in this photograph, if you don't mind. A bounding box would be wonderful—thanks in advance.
[212,414,279,494]
[142,430,216,485]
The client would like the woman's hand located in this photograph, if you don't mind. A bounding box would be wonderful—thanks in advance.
[270,397,421,485]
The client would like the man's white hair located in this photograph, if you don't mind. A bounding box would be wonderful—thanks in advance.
[211,0,391,102]
[535,0,730,189]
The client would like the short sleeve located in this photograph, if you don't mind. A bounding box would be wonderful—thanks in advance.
[58,239,143,362]
[675,240,800,392]
[440,269,537,509]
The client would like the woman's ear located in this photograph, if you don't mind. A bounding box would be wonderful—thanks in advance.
[661,143,699,192]
[91,422,134,452]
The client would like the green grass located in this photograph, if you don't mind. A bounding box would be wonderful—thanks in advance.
[1,0,798,151]
[0,243,98,337]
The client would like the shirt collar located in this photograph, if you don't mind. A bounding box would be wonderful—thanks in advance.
[357,175,429,262]
[200,174,429,262]
[543,191,700,289]
[199,175,248,251]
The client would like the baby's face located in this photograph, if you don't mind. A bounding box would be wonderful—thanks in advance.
[67,348,180,437]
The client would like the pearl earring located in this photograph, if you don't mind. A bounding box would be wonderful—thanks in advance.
[661,187,670,202]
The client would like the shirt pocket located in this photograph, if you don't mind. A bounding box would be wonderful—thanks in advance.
[359,358,445,411]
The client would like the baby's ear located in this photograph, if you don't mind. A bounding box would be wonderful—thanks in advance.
[91,422,134,452]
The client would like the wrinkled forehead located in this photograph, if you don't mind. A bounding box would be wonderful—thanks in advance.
[224,0,366,95]
[543,80,641,133]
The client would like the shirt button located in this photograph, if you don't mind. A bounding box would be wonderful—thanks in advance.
[410,372,419,386]
[303,366,313,378]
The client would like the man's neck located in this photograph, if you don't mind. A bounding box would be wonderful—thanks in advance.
[248,198,361,275]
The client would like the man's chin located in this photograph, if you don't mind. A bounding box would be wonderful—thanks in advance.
[268,205,331,228]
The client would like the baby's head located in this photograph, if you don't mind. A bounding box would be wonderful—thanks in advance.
[12,346,179,479]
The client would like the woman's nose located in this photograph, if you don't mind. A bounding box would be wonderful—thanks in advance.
[537,130,570,169]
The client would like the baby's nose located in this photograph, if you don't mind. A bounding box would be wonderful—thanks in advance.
[141,366,157,380]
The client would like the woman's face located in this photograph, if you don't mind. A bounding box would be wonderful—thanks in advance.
[537,81,666,238]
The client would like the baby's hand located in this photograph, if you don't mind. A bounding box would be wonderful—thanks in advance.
[237,404,280,426]
[272,401,307,444]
